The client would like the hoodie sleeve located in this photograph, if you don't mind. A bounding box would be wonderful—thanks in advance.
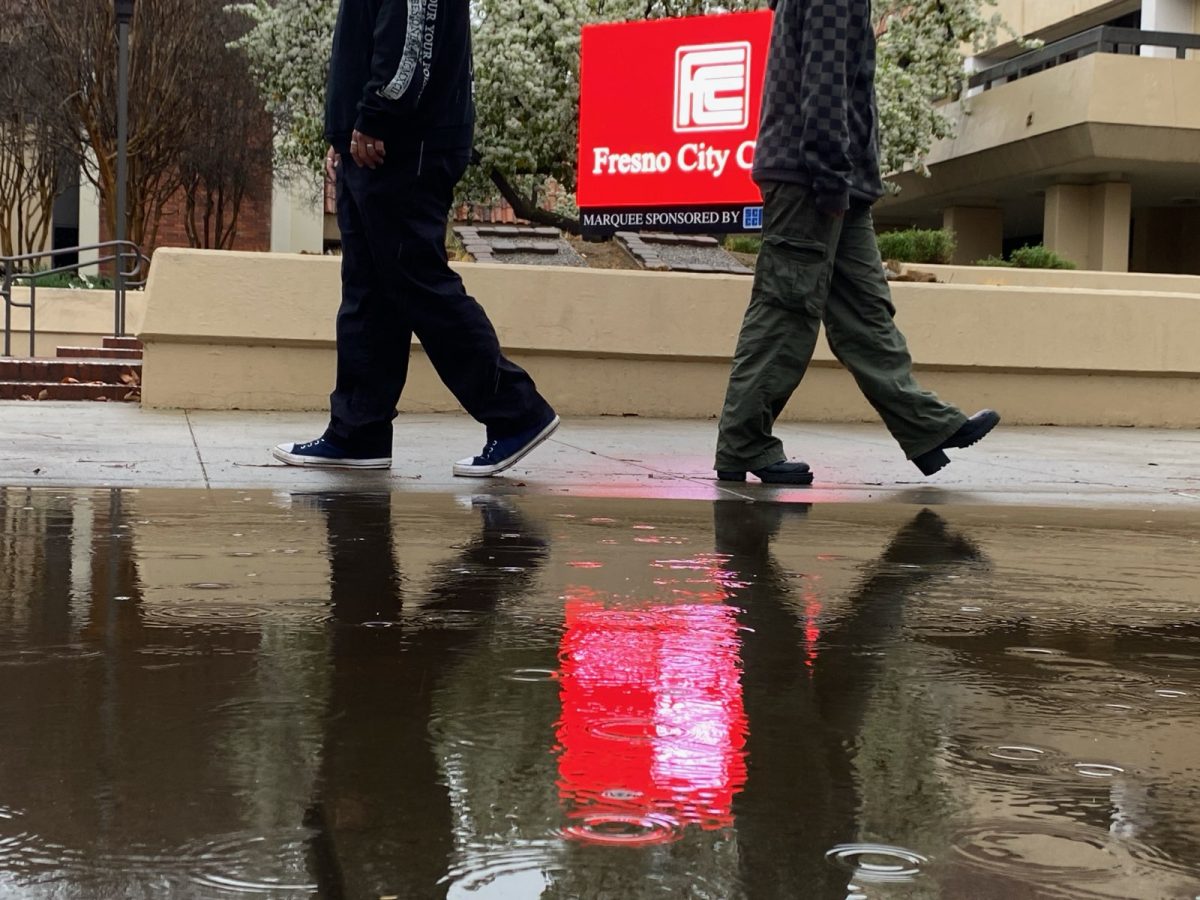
[796,0,854,213]
[354,0,439,138]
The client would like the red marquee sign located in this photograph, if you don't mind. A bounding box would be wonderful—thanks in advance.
[577,10,773,236]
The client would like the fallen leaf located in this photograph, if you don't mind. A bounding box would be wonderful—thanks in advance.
[120,370,141,386]
[61,377,80,384]
[123,390,141,402]
[37,389,49,401]
[93,396,109,402]
[19,394,34,401]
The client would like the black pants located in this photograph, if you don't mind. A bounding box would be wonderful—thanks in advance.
[327,143,553,454]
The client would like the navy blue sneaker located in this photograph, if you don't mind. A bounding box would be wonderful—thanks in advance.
[453,415,561,478]
[272,437,391,469]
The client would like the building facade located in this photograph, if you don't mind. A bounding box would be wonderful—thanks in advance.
[875,0,1200,273]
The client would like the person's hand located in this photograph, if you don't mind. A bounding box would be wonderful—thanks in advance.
[325,146,340,182]
[350,130,386,169]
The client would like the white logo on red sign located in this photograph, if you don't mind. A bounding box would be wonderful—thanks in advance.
[673,41,751,133]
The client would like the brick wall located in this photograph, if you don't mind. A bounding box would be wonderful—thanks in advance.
[100,147,273,259]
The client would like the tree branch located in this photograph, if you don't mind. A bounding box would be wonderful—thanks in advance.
[479,155,580,235]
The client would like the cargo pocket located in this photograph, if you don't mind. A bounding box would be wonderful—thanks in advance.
[754,235,831,316]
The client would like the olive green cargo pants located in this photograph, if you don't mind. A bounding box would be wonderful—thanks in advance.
[714,182,967,472]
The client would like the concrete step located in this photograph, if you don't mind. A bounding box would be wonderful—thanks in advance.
[103,336,144,350]
[56,346,144,360]
[0,357,141,386]
[0,381,140,402]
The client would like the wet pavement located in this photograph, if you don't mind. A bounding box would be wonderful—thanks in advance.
[2,404,1200,508]
[0,486,1198,898]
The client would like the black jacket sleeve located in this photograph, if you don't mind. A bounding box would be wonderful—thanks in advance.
[355,0,439,138]
[796,0,853,213]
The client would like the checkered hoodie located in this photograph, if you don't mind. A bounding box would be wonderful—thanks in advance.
[752,0,886,212]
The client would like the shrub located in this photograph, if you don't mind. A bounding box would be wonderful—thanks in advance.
[876,228,956,265]
[13,270,114,290]
[1009,244,1077,269]
[975,244,1077,270]
[723,235,762,255]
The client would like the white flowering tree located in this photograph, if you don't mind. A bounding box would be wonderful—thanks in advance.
[231,0,1011,229]
[874,0,1010,178]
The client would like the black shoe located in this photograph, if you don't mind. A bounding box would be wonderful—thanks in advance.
[717,460,814,485]
[912,409,1000,476]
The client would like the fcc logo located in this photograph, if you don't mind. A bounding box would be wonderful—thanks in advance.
[673,41,752,133]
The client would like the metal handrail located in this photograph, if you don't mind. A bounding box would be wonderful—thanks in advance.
[970,26,1200,91]
[1,241,148,358]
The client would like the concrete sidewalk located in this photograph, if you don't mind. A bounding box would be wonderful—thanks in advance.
[1,402,1198,508]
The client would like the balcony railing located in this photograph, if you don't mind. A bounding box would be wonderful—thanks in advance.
[970,26,1200,91]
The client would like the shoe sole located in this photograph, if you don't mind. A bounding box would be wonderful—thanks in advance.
[452,416,561,478]
[271,446,392,469]
[913,411,1001,476]
[717,470,814,486]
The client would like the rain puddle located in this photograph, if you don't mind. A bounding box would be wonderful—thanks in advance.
[0,487,1198,898]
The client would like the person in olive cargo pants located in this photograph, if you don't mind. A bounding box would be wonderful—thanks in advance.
[714,0,999,485]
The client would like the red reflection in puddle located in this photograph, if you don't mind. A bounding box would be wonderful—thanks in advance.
[556,575,748,845]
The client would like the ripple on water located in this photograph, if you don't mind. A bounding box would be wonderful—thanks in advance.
[0,646,104,667]
[951,820,1195,885]
[441,841,734,899]
[559,811,683,846]
[1132,652,1200,675]
[585,717,684,746]
[442,843,558,898]
[180,830,318,895]
[1073,762,1126,779]
[0,821,315,895]
[825,844,928,884]
[145,604,273,625]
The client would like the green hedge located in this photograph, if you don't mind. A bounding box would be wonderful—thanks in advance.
[12,271,114,290]
[977,244,1077,270]
[876,228,956,265]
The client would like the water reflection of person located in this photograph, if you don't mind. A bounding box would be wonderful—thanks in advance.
[305,492,547,899]
[714,501,984,900]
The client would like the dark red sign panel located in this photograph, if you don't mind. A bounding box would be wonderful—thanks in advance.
[577,11,773,235]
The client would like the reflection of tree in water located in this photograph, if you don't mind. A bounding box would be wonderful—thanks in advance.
[716,502,985,900]
[0,488,286,897]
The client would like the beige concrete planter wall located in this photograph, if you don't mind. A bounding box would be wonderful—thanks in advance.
[3,287,147,358]
[139,248,1200,427]
[900,264,1200,294]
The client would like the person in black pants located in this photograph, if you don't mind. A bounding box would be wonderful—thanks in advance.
[273,0,559,477]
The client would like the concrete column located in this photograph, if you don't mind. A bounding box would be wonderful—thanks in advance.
[943,206,1004,264]
[1141,0,1195,57]
[1089,182,1132,273]
[1043,185,1092,269]
[1043,183,1130,271]
[269,178,325,254]
[78,157,102,267]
